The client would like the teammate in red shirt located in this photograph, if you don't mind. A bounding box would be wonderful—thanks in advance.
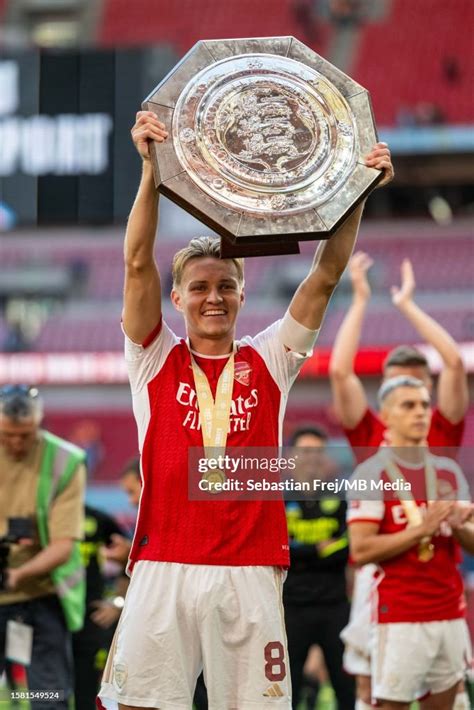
[329,251,468,456]
[97,111,393,710]
[347,375,473,710]
[330,251,469,709]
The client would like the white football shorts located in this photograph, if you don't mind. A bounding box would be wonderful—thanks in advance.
[98,561,291,709]
[372,618,471,703]
[341,564,377,676]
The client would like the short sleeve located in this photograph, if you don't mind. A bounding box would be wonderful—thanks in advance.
[346,499,384,526]
[123,318,180,395]
[344,408,385,458]
[49,463,86,541]
[430,408,465,448]
[241,320,314,395]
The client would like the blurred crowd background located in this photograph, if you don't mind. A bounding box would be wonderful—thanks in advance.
[0,0,472,512]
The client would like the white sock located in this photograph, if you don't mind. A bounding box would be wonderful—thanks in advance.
[453,691,470,710]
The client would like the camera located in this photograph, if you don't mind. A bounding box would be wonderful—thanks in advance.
[0,517,34,590]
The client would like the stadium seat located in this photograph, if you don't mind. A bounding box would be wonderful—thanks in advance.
[98,0,332,55]
[352,0,474,125]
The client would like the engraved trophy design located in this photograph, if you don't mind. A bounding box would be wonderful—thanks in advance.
[143,36,381,257]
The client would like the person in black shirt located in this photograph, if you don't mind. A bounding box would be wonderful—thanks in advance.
[284,426,355,710]
[103,457,141,566]
[72,505,126,710]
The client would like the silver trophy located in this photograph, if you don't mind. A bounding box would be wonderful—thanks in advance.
[143,36,381,257]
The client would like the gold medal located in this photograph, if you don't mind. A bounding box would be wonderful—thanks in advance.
[384,451,437,564]
[418,541,434,562]
[201,469,227,493]
[190,344,235,495]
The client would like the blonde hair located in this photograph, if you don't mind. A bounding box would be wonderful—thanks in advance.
[171,236,244,289]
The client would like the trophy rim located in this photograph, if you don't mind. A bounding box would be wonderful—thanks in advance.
[171,51,360,217]
[144,36,381,250]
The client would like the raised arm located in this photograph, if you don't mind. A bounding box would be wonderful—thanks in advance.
[328,252,373,428]
[391,259,468,424]
[122,111,169,344]
[289,143,392,334]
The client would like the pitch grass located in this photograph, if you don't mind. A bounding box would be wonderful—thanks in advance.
[294,683,421,710]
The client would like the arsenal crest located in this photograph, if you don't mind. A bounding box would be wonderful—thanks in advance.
[234,361,252,386]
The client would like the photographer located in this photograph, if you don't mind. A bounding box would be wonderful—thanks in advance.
[0,385,86,709]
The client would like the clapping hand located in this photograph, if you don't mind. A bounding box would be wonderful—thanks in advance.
[391,258,416,308]
[349,251,374,301]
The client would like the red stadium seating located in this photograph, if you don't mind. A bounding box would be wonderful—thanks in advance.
[356,233,474,291]
[28,303,472,352]
[317,306,474,347]
[97,0,473,125]
[34,314,122,352]
[98,0,332,55]
[352,0,474,125]
[0,225,472,353]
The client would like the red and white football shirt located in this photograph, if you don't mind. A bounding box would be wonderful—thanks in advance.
[125,318,312,568]
[345,407,465,463]
[347,451,470,623]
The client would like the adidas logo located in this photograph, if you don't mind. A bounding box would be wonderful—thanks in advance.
[263,683,284,697]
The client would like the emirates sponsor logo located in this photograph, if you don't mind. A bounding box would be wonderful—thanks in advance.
[176,382,259,432]
[234,361,252,386]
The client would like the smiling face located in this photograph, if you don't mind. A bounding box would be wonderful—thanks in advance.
[380,385,432,446]
[171,257,244,352]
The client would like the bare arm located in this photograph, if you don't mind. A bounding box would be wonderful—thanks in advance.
[329,251,373,428]
[391,259,468,424]
[103,533,131,565]
[289,202,362,330]
[289,143,393,334]
[448,504,474,554]
[122,111,169,344]
[349,501,454,565]
[6,539,74,590]
[452,522,474,554]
